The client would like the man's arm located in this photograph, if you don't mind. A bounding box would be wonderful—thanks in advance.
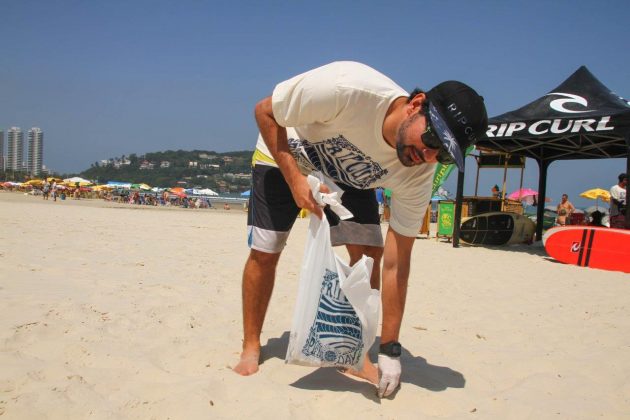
[254,96,324,217]
[380,226,415,343]
[377,226,415,397]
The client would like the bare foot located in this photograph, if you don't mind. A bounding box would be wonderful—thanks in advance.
[339,358,378,384]
[233,351,260,376]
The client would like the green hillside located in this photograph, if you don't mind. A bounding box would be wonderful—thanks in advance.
[80,149,254,193]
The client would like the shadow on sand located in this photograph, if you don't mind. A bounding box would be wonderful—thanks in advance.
[260,332,465,400]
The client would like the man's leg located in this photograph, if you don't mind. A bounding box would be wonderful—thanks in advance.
[346,244,383,290]
[341,244,383,384]
[327,184,383,384]
[233,163,300,376]
[233,249,281,376]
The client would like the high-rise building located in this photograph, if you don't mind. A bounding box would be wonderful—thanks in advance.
[7,127,24,172]
[28,127,44,176]
[0,129,4,171]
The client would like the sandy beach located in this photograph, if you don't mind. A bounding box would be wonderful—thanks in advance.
[1,191,629,419]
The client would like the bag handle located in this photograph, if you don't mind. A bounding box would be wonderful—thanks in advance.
[307,172,353,220]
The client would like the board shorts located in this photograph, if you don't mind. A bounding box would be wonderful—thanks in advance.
[247,164,383,254]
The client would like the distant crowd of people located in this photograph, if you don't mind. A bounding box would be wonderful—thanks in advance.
[103,190,215,209]
[101,189,245,211]
[4,179,246,211]
[554,172,626,229]
[41,179,59,201]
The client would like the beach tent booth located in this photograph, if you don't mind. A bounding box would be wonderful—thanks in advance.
[452,66,630,244]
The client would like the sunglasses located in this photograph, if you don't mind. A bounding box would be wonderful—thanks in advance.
[420,111,455,165]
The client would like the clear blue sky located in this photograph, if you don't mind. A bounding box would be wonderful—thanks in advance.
[1,0,628,208]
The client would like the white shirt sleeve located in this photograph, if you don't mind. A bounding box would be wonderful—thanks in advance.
[271,63,343,128]
[387,165,435,237]
[389,200,428,237]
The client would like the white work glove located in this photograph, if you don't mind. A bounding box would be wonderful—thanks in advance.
[377,354,401,398]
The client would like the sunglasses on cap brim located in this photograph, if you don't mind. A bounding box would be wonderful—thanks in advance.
[421,108,456,165]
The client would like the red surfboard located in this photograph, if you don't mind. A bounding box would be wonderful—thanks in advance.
[543,226,630,273]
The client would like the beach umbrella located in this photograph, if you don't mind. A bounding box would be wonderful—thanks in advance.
[107,181,132,189]
[1,181,20,189]
[579,188,611,210]
[436,186,450,198]
[91,185,111,191]
[63,177,92,186]
[507,188,539,201]
[195,188,219,196]
[507,187,549,206]
[431,186,450,201]
[579,188,611,202]
[24,179,44,186]
[130,183,152,190]
[169,187,187,198]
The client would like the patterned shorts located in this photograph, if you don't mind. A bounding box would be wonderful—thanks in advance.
[247,164,383,253]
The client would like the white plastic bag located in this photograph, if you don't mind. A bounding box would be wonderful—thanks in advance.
[285,174,380,369]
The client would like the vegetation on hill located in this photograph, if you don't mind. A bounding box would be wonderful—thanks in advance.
[79,149,254,193]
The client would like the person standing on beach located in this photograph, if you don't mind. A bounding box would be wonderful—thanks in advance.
[556,194,575,226]
[51,181,58,202]
[42,180,50,200]
[233,61,488,398]
[610,173,627,229]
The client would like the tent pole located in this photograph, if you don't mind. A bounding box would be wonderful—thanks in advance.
[500,154,508,211]
[452,166,466,248]
[535,159,550,241]
[519,158,525,196]
[474,155,480,196]
[518,157,525,214]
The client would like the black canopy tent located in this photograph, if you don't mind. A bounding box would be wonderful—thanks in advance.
[452,66,630,245]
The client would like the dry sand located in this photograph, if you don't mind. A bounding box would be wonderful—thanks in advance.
[1,191,629,419]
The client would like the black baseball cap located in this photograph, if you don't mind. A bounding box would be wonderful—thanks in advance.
[619,173,628,182]
[425,81,488,172]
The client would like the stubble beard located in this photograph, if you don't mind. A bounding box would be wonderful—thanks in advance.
[396,114,423,167]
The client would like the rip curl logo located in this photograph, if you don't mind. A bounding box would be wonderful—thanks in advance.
[570,242,581,252]
[546,93,594,114]
[301,268,363,366]
[288,136,387,188]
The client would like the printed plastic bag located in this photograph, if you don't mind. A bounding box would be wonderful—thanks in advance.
[285,174,380,369]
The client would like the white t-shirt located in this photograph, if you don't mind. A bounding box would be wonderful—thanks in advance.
[610,184,626,216]
[255,61,435,237]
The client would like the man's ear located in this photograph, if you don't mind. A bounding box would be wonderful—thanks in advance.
[407,92,426,115]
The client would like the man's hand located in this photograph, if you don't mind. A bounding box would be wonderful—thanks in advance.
[377,354,401,398]
[288,174,329,219]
